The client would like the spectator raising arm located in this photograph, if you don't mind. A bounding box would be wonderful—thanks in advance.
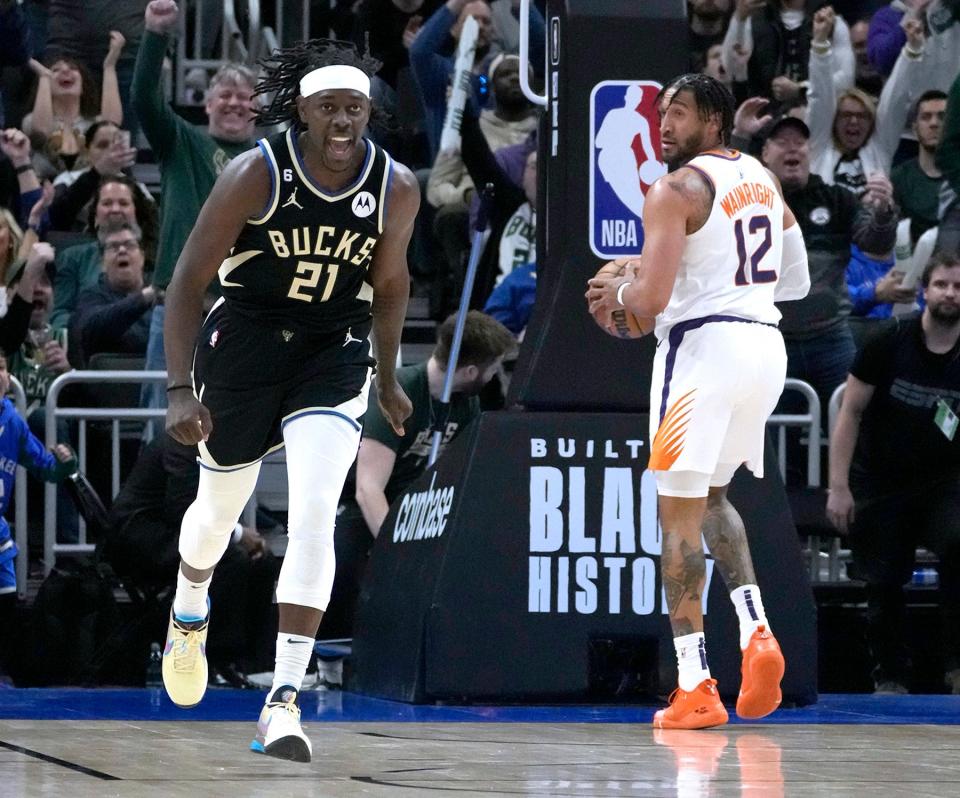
[100,31,127,126]
[132,1,181,159]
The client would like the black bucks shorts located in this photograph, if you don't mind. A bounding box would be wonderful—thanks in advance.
[191,300,375,470]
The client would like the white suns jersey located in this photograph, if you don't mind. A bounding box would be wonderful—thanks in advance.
[654,150,784,340]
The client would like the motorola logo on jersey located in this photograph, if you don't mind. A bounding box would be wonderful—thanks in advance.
[352,191,377,219]
[589,80,668,258]
[526,436,715,616]
[393,473,455,543]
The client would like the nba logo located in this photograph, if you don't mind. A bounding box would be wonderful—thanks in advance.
[589,81,667,258]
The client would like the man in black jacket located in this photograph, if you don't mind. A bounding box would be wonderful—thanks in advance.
[759,115,898,415]
[68,220,156,367]
[105,434,280,677]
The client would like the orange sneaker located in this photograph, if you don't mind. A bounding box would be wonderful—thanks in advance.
[736,625,785,720]
[653,679,729,730]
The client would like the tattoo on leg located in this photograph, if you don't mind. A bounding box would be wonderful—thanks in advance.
[662,535,706,635]
[702,494,756,589]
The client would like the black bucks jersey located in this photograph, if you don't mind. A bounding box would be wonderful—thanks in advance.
[218,127,394,338]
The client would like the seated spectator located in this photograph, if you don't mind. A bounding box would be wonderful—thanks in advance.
[104,435,280,681]
[483,259,536,335]
[866,0,910,76]
[0,242,57,361]
[828,253,960,694]
[5,249,79,544]
[688,0,732,71]
[6,253,71,415]
[936,66,960,255]
[846,242,917,320]
[68,220,156,367]
[354,0,445,91]
[23,31,125,175]
[0,1,31,129]
[0,208,23,289]
[459,101,538,307]
[722,0,853,111]
[134,1,259,410]
[50,120,138,195]
[893,90,948,245]
[701,43,733,92]
[808,5,926,195]
[849,16,884,96]
[0,345,77,620]
[758,115,898,413]
[320,310,515,639]
[410,0,496,160]
[428,53,537,317]
[49,174,157,329]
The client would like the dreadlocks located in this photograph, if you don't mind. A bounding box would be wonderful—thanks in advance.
[658,73,735,146]
[255,39,382,127]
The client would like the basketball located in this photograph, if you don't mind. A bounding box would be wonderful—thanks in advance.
[591,258,654,339]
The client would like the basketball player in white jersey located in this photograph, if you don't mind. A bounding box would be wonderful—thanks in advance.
[587,74,810,730]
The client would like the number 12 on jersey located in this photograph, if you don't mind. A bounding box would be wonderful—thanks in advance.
[287,260,340,303]
[734,215,777,286]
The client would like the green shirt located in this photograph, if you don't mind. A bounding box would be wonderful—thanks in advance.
[131,31,252,289]
[50,241,101,330]
[891,157,942,244]
[363,362,480,503]
[10,325,69,414]
[937,71,960,195]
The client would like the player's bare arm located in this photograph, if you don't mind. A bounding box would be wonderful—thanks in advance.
[368,162,420,436]
[355,437,398,537]
[164,148,270,445]
[586,166,710,323]
[765,167,798,229]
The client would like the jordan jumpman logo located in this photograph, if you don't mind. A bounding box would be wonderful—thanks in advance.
[282,187,303,210]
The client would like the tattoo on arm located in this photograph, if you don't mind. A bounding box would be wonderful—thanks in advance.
[665,168,714,232]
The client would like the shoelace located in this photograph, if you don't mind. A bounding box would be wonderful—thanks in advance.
[171,628,204,673]
[267,700,301,720]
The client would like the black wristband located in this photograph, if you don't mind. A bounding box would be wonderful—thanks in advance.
[166,383,193,393]
[15,164,33,174]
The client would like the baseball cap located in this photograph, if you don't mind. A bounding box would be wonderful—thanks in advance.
[766,115,810,140]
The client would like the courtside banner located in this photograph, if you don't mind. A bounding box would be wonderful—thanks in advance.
[351,412,817,705]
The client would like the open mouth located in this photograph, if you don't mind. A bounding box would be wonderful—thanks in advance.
[116,256,131,268]
[328,136,353,157]
[783,157,801,168]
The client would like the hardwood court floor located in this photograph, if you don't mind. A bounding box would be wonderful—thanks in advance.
[2,690,960,796]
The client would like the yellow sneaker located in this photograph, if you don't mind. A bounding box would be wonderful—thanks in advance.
[161,610,209,708]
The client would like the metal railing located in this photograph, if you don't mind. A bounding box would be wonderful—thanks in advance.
[9,377,28,598]
[767,378,822,488]
[175,0,313,106]
[43,371,168,574]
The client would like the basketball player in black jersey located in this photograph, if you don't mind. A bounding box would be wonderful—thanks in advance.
[160,40,419,762]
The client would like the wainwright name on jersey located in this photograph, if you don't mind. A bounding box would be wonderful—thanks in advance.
[655,149,785,340]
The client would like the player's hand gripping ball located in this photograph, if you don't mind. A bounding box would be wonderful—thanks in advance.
[588,258,654,339]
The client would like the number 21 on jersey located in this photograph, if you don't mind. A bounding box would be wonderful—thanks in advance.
[288,261,340,303]
[734,215,777,286]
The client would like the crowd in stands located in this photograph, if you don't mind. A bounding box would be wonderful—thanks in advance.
[0,0,957,695]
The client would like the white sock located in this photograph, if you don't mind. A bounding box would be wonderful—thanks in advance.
[172,569,211,621]
[270,633,314,695]
[730,584,769,650]
[674,632,711,692]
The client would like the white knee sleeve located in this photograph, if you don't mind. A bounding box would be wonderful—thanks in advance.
[178,463,261,570]
[275,413,362,610]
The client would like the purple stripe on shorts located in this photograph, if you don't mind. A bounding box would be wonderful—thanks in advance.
[658,315,778,426]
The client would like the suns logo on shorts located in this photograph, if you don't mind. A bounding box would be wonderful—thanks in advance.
[209,329,220,348]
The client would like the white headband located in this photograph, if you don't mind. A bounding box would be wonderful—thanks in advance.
[299,65,371,98]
